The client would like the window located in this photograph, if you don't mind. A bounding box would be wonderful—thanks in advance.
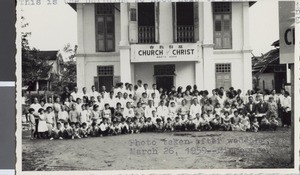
[213,2,232,49]
[138,3,156,44]
[215,63,231,90]
[95,4,115,52]
[95,66,114,92]
[173,2,196,43]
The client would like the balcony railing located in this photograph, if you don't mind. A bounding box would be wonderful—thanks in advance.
[138,26,155,44]
[176,25,194,43]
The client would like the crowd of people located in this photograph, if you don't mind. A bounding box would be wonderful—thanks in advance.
[25,80,292,140]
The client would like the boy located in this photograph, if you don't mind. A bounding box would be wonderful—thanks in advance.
[132,117,141,134]
[199,113,211,131]
[164,117,173,132]
[63,122,73,139]
[109,120,121,135]
[80,122,89,138]
[252,118,260,132]
[99,118,110,136]
[222,111,232,131]
[69,104,80,123]
[168,101,178,121]
[173,116,182,131]
[231,110,241,131]
[127,117,134,134]
[50,122,64,140]
[102,103,112,123]
[157,100,169,122]
[186,115,196,131]
[119,118,129,134]
[260,115,270,131]
[79,104,90,125]
[154,118,164,132]
[211,114,223,131]
[28,108,36,139]
[269,115,278,131]
[88,122,99,137]
[73,122,82,139]
[134,102,145,120]
[145,117,154,132]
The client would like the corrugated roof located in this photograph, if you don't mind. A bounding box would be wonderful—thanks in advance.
[252,48,279,76]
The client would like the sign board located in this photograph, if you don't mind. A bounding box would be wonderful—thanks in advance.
[279,1,295,64]
[131,43,199,62]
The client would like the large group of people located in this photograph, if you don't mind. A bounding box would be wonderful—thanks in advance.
[25,80,292,140]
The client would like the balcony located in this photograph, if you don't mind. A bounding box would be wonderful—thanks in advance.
[176,25,194,43]
[138,26,155,44]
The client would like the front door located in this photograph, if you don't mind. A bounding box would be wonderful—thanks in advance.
[156,76,174,92]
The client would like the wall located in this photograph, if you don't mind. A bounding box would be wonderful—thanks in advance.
[133,62,195,88]
[256,73,274,91]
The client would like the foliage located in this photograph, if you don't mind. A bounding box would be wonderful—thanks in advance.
[21,16,53,88]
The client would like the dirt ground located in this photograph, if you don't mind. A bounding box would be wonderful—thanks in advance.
[22,127,293,171]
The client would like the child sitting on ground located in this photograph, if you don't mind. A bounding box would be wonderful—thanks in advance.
[154,118,164,132]
[132,117,141,133]
[222,111,232,131]
[199,113,211,131]
[89,122,99,137]
[99,118,110,136]
[80,122,89,138]
[269,115,279,131]
[145,117,154,132]
[186,115,196,131]
[50,122,64,140]
[252,118,260,132]
[127,117,134,134]
[109,120,121,135]
[211,114,223,131]
[240,113,251,132]
[173,116,182,131]
[231,110,241,131]
[260,115,270,131]
[73,122,82,139]
[119,118,129,134]
[164,117,173,132]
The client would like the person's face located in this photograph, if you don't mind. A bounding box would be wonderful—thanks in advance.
[171,103,175,107]
[72,105,76,110]
[159,88,163,92]
[77,99,82,104]
[40,101,45,106]
[56,98,60,103]
[82,105,86,110]
[48,98,53,103]
[47,108,52,113]
[102,86,106,91]
[182,100,186,106]
[160,101,164,106]
[64,124,68,129]
[193,99,197,105]
[57,124,62,129]
[71,124,75,129]
[151,94,156,99]
[142,93,147,98]
[74,87,78,92]
[281,89,285,94]
[83,88,87,93]
[137,103,141,108]
[153,85,157,89]
[34,98,38,104]
[92,86,96,91]
[97,96,101,102]
[249,97,253,103]
[126,103,131,108]
[124,93,128,98]
[117,104,121,108]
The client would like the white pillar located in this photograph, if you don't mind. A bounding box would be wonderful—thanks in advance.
[120,3,132,84]
[76,4,86,90]
[159,3,173,44]
[195,2,203,89]
[242,2,252,93]
[202,2,215,92]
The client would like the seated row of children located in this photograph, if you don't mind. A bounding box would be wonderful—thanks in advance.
[30,104,279,140]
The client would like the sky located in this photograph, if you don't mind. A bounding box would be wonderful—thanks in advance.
[21,0,280,56]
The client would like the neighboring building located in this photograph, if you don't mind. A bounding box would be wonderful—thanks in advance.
[252,40,288,92]
[25,50,62,91]
[70,2,254,93]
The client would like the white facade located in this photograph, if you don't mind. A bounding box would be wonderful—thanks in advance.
[75,2,253,93]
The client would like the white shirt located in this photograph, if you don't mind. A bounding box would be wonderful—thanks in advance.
[281,96,291,111]
[30,103,42,115]
[189,104,202,117]
[80,110,90,123]
[71,92,82,101]
[145,105,156,118]
[136,86,145,99]
[89,91,100,99]
[156,105,169,117]
[58,111,69,122]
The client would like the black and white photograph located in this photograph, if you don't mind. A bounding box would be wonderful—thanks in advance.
[18,0,298,173]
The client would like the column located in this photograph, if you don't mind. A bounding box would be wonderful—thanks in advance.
[202,2,215,92]
[76,4,85,90]
[159,3,173,44]
[120,3,132,84]
[195,2,203,89]
[242,2,252,93]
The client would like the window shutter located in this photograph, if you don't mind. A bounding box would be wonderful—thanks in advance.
[129,3,138,44]
[222,14,231,49]
[172,2,177,42]
[193,2,199,42]
[155,2,159,43]
[94,77,99,92]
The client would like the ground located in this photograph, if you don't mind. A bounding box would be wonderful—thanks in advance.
[22,128,293,171]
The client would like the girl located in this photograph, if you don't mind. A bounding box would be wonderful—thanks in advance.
[223,102,231,114]
[222,111,232,131]
[114,102,124,122]
[69,103,80,123]
[168,101,178,120]
[240,114,250,132]
[252,118,260,132]
[58,105,69,123]
[231,111,241,131]
[214,103,222,116]
[91,104,101,125]
[176,93,184,107]
[134,102,144,120]
[199,113,211,131]
[123,102,134,119]
[178,99,189,119]
[102,104,112,123]
[267,96,278,119]
[37,108,48,139]
[184,90,193,109]
[202,99,214,114]
[45,106,55,138]
[236,99,245,111]
[99,118,110,136]
[164,117,173,132]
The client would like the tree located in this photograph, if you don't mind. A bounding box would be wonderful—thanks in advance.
[21,15,53,90]
[51,44,77,92]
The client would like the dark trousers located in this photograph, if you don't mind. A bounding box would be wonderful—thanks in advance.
[282,111,291,126]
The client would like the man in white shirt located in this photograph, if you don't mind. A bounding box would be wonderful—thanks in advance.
[136,80,145,99]
[156,100,169,121]
[281,91,291,127]
[89,85,100,99]
[189,98,202,118]
[150,84,160,98]
[71,87,81,101]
